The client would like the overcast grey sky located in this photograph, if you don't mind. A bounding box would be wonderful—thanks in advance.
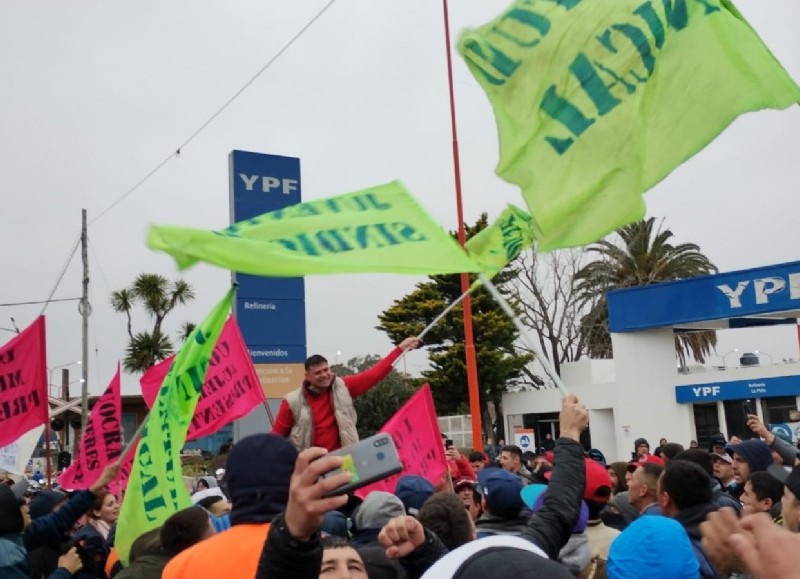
[1,0,797,395]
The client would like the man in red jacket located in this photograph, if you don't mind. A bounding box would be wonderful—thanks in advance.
[271,336,421,452]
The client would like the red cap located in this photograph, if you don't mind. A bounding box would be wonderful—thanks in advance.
[626,454,665,472]
[544,451,555,464]
[544,458,613,503]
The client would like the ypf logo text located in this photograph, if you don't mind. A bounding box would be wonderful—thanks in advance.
[239,173,298,195]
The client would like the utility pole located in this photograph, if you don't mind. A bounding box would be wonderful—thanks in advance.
[80,209,90,429]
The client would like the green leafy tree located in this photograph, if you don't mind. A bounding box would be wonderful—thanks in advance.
[377,215,532,441]
[575,217,718,365]
[333,356,418,439]
[111,273,196,373]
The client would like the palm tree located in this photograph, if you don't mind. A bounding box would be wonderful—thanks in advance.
[574,217,718,365]
[111,273,196,373]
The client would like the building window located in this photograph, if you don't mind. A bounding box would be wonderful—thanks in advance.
[693,403,720,448]
[762,396,798,425]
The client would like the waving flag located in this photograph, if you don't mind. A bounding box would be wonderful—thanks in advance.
[58,366,124,493]
[140,317,265,440]
[147,181,482,276]
[466,205,535,275]
[459,0,800,250]
[0,316,48,448]
[116,288,234,565]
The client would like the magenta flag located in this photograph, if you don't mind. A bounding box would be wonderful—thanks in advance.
[355,384,447,498]
[139,316,265,440]
[58,365,124,491]
[0,316,48,448]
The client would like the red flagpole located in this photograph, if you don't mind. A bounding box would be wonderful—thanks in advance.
[442,0,483,452]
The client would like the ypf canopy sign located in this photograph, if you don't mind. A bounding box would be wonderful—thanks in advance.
[229,151,307,400]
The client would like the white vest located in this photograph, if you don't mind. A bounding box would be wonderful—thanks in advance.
[285,377,359,451]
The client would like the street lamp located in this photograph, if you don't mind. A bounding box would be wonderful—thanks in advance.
[48,361,81,394]
[755,350,774,365]
[718,348,739,368]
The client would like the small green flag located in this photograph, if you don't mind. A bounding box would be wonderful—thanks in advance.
[465,205,535,275]
[115,288,234,565]
[459,0,800,251]
[148,181,481,276]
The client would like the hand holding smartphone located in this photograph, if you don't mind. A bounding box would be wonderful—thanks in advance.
[320,433,403,498]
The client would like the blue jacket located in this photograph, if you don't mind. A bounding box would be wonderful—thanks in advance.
[25,490,97,551]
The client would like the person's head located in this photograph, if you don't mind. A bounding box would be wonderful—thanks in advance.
[499,445,523,474]
[195,495,231,517]
[195,478,210,491]
[225,433,298,525]
[353,492,405,531]
[731,439,773,485]
[741,471,784,516]
[89,492,119,525]
[607,462,629,494]
[768,464,800,533]
[320,536,367,579]
[708,433,727,456]
[417,491,475,550]
[477,467,524,519]
[657,460,712,517]
[28,489,68,519]
[660,442,685,462]
[627,463,662,511]
[689,440,698,448]
[454,479,476,503]
[304,354,333,391]
[160,507,215,556]
[468,451,485,473]
[634,438,650,457]
[711,452,735,484]
[608,516,699,577]
[672,449,713,478]
[395,475,435,517]
[0,485,25,535]
[544,433,552,440]
[659,438,667,447]
[461,486,482,522]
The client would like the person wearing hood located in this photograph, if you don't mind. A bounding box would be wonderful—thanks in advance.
[657,459,722,578]
[632,438,651,462]
[0,485,82,578]
[729,439,773,500]
[27,489,69,578]
[162,434,298,578]
[608,516,700,578]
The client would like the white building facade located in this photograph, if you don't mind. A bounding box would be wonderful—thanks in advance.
[503,260,800,463]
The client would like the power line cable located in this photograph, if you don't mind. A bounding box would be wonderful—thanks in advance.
[90,0,338,225]
[2,297,81,308]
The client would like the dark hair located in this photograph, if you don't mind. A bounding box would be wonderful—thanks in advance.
[607,462,629,493]
[661,443,686,461]
[748,471,784,505]
[322,535,353,550]
[417,492,474,551]
[195,495,224,510]
[673,449,713,476]
[468,451,485,463]
[160,507,212,556]
[637,463,664,493]
[305,354,328,370]
[500,445,522,460]
[661,460,712,510]
[87,491,114,519]
[195,479,210,491]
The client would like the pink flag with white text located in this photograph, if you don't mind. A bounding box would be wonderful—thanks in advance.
[0,316,48,448]
[58,365,125,493]
[139,317,265,440]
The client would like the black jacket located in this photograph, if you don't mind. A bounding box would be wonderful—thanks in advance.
[521,438,586,560]
[255,513,446,579]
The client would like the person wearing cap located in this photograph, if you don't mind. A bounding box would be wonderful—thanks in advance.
[395,475,435,518]
[711,451,736,493]
[582,458,618,561]
[730,439,773,500]
[627,462,663,515]
[271,337,422,453]
[474,467,529,537]
[767,463,800,533]
[163,434,299,578]
[746,413,798,466]
[708,433,727,456]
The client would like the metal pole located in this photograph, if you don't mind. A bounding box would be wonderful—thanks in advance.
[443,0,483,452]
[62,369,70,450]
[81,209,90,429]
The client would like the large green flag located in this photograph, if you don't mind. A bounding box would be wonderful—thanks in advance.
[465,204,535,274]
[459,0,800,251]
[115,288,234,565]
[148,180,482,276]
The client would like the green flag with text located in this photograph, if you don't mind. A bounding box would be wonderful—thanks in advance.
[115,288,234,565]
[148,181,481,276]
[459,0,800,251]
[465,205,535,275]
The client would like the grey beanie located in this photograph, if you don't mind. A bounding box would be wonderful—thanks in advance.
[353,491,406,530]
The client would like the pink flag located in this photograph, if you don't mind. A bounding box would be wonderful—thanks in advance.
[356,384,447,497]
[0,316,48,448]
[139,317,265,440]
[58,365,124,491]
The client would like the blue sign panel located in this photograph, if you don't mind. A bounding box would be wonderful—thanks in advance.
[675,374,800,404]
[230,150,306,364]
[609,260,800,333]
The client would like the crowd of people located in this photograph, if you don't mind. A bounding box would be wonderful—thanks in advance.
[6,338,800,578]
